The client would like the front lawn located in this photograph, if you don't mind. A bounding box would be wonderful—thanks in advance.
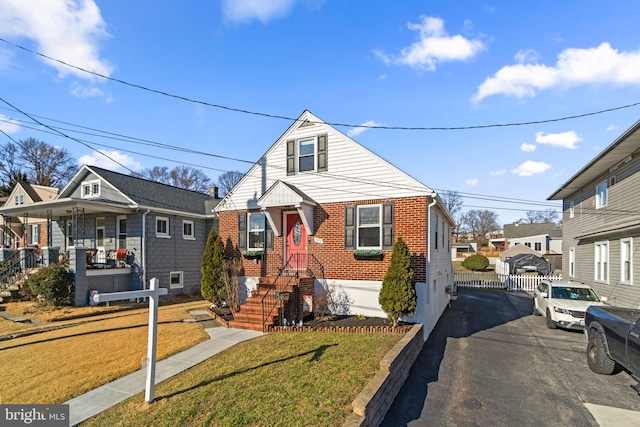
[83,332,402,427]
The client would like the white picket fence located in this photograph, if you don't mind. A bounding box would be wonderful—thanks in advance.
[454,272,563,292]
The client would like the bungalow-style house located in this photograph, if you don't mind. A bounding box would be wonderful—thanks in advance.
[214,110,455,339]
[0,182,59,249]
[548,119,640,308]
[0,165,219,304]
[503,222,562,254]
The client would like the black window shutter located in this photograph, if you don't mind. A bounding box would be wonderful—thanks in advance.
[286,139,296,175]
[238,213,247,250]
[344,205,356,249]
[317,134,328,172]
[265,217,273,250]
[382,203,394,249]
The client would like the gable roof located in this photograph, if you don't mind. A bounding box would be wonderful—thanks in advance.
[504,222,559,239]
[61,165,218,216]
[500,244,542,260]
[215,110,454,224]
[549,118,640,200]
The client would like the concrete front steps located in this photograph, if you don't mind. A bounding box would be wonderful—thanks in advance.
[0,284,22,303]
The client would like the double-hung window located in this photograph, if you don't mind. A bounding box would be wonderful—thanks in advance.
[595,241,609,283]
[248,212,265,250]
[621,238,633,284]
[534,242,542,251]
[298,138,315,172]
[357,205,381,249]
[156,217,170,238]
[286,134,328,175]
[82,180,101,198]
[183,220,195,240]
[14,194,24,205]
[30,224,40,245]
[596,181,608,209]
[569,200,575,219]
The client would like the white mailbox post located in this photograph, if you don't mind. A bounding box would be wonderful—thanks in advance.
[92,277,168,403]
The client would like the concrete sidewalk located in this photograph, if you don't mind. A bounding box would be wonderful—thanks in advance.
[65,314,262,426]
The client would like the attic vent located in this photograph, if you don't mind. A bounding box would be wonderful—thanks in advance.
[298,119,315,128]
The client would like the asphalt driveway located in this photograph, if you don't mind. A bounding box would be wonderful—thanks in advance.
[382,289,640,426]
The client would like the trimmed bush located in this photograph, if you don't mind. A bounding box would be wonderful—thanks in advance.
[462,254,490,271]
[24,264,72,306]
[379,237,416,327]
[201,227,226,305]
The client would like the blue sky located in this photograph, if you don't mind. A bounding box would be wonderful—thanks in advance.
[1,0,640,225]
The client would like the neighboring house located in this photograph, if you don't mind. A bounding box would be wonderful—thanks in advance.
[214,110,455,339]
[0,182,59,249]
[499,244,542,261]
[452,242,476,261]
[0,165,220,302]
[548,119,640,308]
[503,222,562,254]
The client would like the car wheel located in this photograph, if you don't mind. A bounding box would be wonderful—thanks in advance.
[587,330,617,375]
[532,299,541,316]
[545,309,556,329]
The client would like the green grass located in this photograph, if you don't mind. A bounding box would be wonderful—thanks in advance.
[84,332,402,427]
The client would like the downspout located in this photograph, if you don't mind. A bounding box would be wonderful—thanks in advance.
[142,209,151,290]
[426,194,437,293]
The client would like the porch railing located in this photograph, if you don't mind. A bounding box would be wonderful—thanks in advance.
[0,250,42,293]
[454,271,562,292]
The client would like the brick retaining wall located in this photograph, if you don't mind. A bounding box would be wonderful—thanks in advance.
[342,323,424,427]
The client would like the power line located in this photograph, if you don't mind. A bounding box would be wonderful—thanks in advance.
[3,36,640,131]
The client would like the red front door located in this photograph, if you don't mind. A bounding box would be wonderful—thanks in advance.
[286,213,307,270]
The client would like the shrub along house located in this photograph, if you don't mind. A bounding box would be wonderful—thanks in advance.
[0,165,219,305]
[214,110,455,339]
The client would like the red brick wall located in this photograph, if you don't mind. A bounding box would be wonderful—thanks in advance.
[218,196,428,283]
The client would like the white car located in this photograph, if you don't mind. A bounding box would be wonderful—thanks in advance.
[532,280,606,330]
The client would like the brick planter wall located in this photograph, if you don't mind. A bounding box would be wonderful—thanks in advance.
[342,323,424,427]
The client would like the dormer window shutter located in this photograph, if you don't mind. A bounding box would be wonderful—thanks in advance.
[344,205,356,249]
[382,203,394,249]
[286,139,296,175]
[317,134,328,172]
[238,213,247,250]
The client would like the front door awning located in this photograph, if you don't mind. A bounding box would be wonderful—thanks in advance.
[257,180,317,236]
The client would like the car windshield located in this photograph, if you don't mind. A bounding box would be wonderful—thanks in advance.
[551,286,600,302]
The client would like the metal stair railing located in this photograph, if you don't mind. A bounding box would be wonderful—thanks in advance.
[261,255,299,332]
[0,250,42,293]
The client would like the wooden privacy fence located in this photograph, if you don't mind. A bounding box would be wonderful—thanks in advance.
[454,272,563,292]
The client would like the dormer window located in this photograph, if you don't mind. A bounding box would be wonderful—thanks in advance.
[82,180,101,198]
[286,134,328,175]
[14,194,24,205]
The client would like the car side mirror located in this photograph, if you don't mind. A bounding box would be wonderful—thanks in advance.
[540,292,548,299]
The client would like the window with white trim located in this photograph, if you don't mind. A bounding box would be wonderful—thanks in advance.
[534,242,542,251]
[30,224,40,245]
[14,194,24,205]
[81,179,101,198]
[569,200,575,219]
[156,217,170,238]
[569,247,575,277]
[170,271,183,289]
[117,216,127,249]
[248,212,265,250]
[298,138,316,172]
[357,205,381,249]
[183,220,194,240]
[621,238,633,285]
[596,180,608,209]
[595,241,609,283]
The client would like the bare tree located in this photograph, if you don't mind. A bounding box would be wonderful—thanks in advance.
[217,170,244,197]
[520,209,560,226]
[440,190,463,218]
[0,138,78,189]
[135,165,211,193]
[222,258,243,314]
[459,209,501,245]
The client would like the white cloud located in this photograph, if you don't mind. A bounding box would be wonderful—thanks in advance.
[70,83,104,99]
[474,43,640,101]
[0,0,113,81]
[489,169,506,176]
[535,130,581,149]
[374,16,485,71]
[348,120,382,137]
[222,0,300,23]
[0,114,20,134]
[511,161,551,177]
[606,124,618,131]
[515,49,540,64]
[465,178,478,186]
[520,143,537,152]
[78,150,142,171]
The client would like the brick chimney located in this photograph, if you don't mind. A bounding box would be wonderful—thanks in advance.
[209,186,219,199]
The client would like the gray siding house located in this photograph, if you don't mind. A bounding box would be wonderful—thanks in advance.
[0,165,219,303]
[548,119,640,307]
